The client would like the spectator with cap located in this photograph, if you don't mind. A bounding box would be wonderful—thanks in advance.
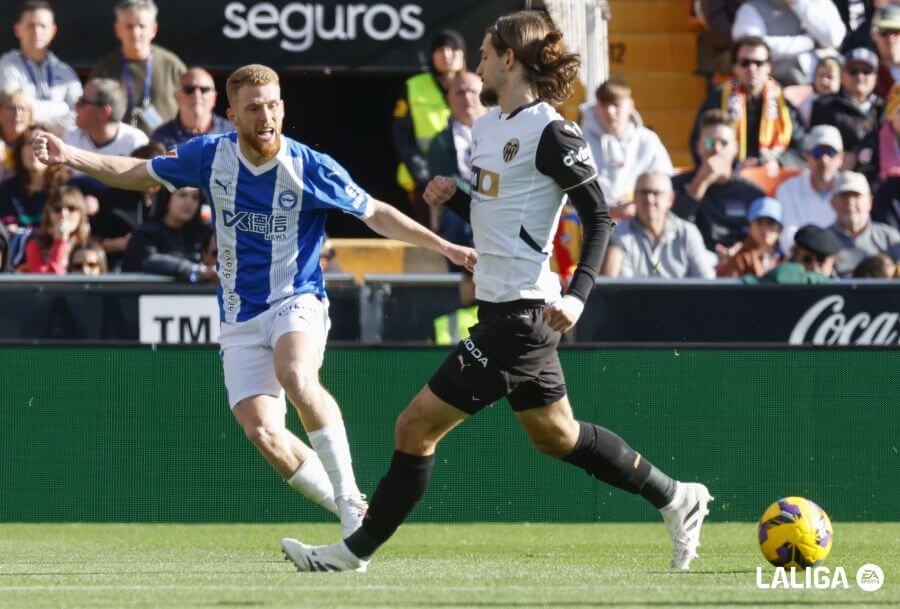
[62,78,148,178]
[870,4,900,97]
[601,171,716,279]
[744,223,842,282]
[581,78,672,216]
[675,109,766,251]
[0,1,81,135]
[731,0,845,86]
[0,88,32,180]
[427,71,483,263]
[90,0,186,136]
[811,47,885,166]
[827,170,900,276]
[150,67,232,151]
[718,196,784,276]
[856,82,900,183]
[689,36,805,169]
[775,124,843,251]
[391,29,465,227]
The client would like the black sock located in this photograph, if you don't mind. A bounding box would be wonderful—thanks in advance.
[344,450,434,559]
[562,420,676,509]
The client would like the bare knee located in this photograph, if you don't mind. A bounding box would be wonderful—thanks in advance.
[395,401,444,455]
[528,422,579,458]
[241,419,282,452]
[276,365,320,408]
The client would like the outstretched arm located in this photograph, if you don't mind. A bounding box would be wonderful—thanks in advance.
[33,130,158,191]
[362,199,476,270]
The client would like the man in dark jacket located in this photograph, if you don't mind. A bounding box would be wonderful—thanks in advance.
[811,47,885,166]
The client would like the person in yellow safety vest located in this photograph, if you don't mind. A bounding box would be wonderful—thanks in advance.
[433,269,477,345]
[391,29,466,228]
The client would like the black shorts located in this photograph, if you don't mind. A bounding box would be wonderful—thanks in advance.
[428,299,567,414]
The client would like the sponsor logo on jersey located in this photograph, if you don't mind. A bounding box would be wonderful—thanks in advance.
[503,138,520,162]
[562,121,583,137]
[222,209,290,240]
[278,190,298,210]
[562,145,592,167]
[344,183,367,209]
[472,165,500,198]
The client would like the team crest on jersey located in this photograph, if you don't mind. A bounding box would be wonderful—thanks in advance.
[503,138,520,162]
[472,165,500,198]
[278,190,298,210]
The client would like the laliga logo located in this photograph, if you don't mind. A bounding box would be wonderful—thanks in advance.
[223,2,425,53]
[789,295,899,345]
[756,564,884,592]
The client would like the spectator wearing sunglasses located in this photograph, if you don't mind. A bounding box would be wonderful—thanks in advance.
[871,5,900,97]
[674,109,765,251]
[68,240,107,275]
[20,184,90,273]
[811,48,885,167]
[150,67,232,151]
[775,125,844,251]
[689,36,805,169]
[731,0,845,86]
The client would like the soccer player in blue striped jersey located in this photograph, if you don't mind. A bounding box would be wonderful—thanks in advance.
[33,64,476,539]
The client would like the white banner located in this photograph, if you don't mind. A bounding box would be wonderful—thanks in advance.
[139,295,220,345]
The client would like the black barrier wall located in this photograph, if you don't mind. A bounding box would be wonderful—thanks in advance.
[2,278,899,345]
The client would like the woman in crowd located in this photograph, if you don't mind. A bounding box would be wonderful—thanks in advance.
[0,128,68,230]
[21,185,90,274]
[121,186,214,282]
[68,241,108,276]
[0,88,32,181]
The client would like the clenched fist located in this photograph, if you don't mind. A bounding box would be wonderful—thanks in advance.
[423,176,457,207]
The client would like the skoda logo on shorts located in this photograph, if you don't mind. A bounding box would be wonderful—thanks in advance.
[503,138,520,162]
[278,190,298,210]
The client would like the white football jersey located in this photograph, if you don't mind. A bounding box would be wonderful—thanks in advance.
[469,101,598,303]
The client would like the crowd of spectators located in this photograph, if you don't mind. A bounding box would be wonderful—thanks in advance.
[1,0,898,284]
[0,0,225,279]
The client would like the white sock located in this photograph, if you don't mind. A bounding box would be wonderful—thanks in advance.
[308,422,361,499]
[288,452,338,515]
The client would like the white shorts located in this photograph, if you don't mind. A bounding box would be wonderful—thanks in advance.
[219,293,331,408]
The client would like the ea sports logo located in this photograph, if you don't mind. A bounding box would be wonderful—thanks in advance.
[503,138,519,162]
[856,564,884,592]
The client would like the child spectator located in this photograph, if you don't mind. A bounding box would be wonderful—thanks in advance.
[851,252,896,277]
[121,186,213,281]
[0,127,67,230]
[21,184,89,274]
[798,57,842,127]
[718,196,784,277]
[68,241,107,276]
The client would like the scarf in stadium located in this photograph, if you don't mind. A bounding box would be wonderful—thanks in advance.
[721,78,792,162]
[878,122,900,181]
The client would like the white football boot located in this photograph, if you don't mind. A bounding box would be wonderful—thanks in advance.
[660,482,714,570]
[282,538,369,573]
[336,495,368,538]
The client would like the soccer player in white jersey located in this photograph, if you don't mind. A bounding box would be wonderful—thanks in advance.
[32,64,476,538]
[283,11,713,573]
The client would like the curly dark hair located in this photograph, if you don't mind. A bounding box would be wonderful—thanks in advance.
[487,11,581,104]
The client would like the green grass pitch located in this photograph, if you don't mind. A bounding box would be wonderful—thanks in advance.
[0,523,896,608]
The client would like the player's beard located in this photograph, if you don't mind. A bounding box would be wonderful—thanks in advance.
[480,87,499,107]
[240,123,282,159]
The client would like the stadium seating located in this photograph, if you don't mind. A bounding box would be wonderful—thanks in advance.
[737,166,804,196]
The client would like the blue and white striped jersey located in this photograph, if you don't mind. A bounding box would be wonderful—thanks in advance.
[148,132,371,323]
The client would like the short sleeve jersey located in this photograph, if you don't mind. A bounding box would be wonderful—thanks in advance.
[469,101,597,302]
[148,133,371,323]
